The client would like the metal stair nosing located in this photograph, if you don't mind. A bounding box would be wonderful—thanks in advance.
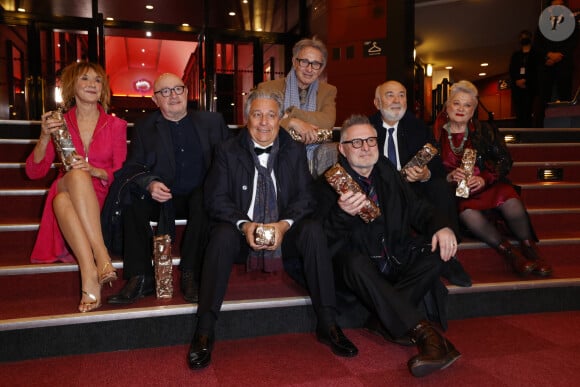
[0,296,313,332]
[2,277,579,333]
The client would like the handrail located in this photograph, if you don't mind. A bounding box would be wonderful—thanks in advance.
[477,98,495,123]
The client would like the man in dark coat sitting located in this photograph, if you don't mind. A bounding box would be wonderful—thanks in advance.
[369,80,471,288]
[313,114,461,377]
[188,89,358,370]
[107,72,229,305]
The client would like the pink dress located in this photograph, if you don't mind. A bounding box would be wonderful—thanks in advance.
[441,132,519,213]
[25,105,127,263]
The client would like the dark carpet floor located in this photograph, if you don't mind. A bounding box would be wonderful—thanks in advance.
[2,311,579,386]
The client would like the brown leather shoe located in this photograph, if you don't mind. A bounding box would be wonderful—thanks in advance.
[496,241,536,275]
[407,321,461,377]
[520,240,553,277]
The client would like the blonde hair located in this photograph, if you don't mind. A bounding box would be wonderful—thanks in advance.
[59,62,111,111]
[446,80,478,108]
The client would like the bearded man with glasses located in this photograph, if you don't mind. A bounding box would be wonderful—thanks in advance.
[106,73,230,305]
[313,115,461,378]
[257,37,336,145]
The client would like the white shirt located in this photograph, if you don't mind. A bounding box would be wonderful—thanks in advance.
[237,142,293,230]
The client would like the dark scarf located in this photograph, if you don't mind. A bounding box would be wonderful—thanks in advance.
[247,137,283,272]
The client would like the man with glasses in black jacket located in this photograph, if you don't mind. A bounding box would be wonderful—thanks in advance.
[107,72,229,305]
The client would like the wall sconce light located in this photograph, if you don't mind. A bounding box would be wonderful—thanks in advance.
[537,167,563,181]
[503,134,517,143]
[426,64,433,77]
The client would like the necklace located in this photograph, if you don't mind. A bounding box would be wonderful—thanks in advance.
[446,126,468,155]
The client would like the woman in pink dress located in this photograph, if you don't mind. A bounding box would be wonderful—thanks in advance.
[26,62,127,312]
[432,80,551,277]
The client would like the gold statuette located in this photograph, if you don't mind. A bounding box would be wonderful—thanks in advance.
[50,107,79,172]
[153,234,173,299]
[401,143,438,176]
[324,163,381,223]
[254,224,276,246]
[456,148,477,198]
[288,128,333,144]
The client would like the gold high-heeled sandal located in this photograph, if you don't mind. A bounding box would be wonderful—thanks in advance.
[98,261,118,286]
[79,290,102,313]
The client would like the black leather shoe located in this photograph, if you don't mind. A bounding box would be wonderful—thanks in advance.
[364,316,414,346]
[316,324,358,357]
[107,275,155,304]
[441,257,472,287]
[181,270,199,303]
[188,331,214,370]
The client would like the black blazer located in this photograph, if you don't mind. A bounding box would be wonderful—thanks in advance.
[124,110,230,191]
[204,128,315,226]
[369,111,446,179]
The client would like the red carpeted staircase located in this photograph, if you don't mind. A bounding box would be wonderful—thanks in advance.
[1,120,580,362]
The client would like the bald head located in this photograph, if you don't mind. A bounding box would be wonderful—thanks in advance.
[151,72,188,122]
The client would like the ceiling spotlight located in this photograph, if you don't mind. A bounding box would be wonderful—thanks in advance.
[17,8,25,12]
[146,31,152,37]
[480,63,489,67]
[445,66,453,70]
[478,72,487,76]
[243,0,248,3]
[182,23,190,27]
[229,12,236,16]
[106,17,114,21]
[144,20,154,24]
[145,5,154,10]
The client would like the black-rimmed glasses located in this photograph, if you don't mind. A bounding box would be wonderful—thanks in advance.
[154,86,186,97]
[341,137,378,148]
[295,58,323,70]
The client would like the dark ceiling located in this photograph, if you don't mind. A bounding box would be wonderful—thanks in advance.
[3,0,554,82]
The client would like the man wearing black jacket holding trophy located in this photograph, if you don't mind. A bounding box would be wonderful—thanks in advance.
[369,80,471,288]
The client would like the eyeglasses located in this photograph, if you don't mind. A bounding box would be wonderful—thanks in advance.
[154,85,186,97]
[341,137,378,149]
[295,58,323,70]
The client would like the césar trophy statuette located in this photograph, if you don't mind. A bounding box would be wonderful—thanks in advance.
[50,107,80,172]
[401,143,438,177]
[254,224,276,247]
[288,127,333,144]
[324,163,381,223]
[153,234,173,299]
[456,148,477,198]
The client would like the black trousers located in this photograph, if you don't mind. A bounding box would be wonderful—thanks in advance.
[412,176,460,239]
[122,187,207,279]
[334,247,443,338]
[197,219,336,331]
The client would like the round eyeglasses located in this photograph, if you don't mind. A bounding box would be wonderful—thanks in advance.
[154,86,186,97]
[341,137,378,148]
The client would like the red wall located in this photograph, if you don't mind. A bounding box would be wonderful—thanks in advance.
[325,1,389,125]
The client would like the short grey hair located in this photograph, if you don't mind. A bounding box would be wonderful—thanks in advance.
[292,37,328,65]
[446,80,479,107]
[340,114,374,141]
[244,89,284,120]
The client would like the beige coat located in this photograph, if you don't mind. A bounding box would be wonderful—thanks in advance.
[257,77,337,130]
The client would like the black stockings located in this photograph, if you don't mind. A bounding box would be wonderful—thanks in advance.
[459,198,533,248]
